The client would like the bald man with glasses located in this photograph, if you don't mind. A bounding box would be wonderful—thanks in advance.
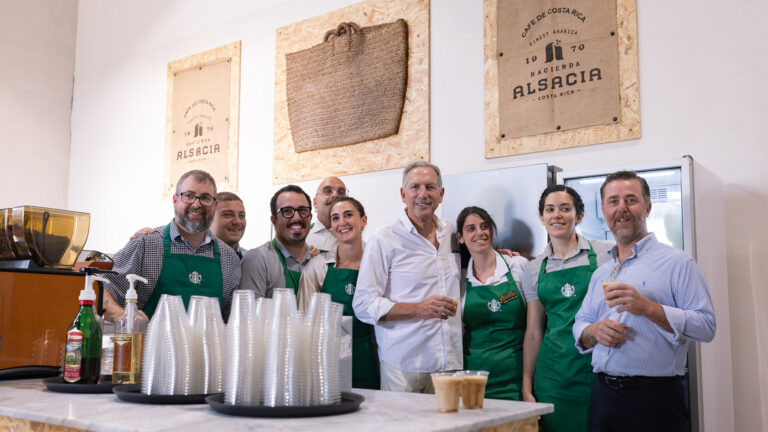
[102,169,241,321]
[307,176,348,253]
[239,185,315,298]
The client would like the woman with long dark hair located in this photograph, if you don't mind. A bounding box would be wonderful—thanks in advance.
[521,185,613,431]
[457,206,528,400]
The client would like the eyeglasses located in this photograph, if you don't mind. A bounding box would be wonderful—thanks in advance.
[178,191,216,207]
[276,206,311,219]
[321,186,348,197]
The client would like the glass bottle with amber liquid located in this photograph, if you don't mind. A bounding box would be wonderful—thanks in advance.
[63,275,108,384]
[113,274,148,384]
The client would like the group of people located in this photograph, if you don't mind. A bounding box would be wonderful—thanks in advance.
[101,162,716,432]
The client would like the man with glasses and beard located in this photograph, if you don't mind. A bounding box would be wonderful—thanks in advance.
[101,170,241,321]
[239,185,314,298]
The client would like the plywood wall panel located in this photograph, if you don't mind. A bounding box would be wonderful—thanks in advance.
[484,0,640,158]
[273,0,429,184]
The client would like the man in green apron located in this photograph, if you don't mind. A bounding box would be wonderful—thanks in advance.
[101,170,241,322]
[307,176,348,253]
[240,185,314,298]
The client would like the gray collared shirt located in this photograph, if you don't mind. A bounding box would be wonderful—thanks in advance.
[521,234,614,302]
[239,237,313,298]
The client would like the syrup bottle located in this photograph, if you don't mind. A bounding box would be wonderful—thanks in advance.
[112,274,148,384]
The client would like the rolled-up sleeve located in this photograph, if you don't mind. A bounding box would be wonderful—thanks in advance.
[658,259,716,344]
[104,237,147,307]
[353,233,395,325]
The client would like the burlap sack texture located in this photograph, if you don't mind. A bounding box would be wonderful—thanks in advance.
[285,19,409,153]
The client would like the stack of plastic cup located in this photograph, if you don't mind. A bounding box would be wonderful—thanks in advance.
[294,308,313,406]
[262,288,299,407]
[305,293,343,405]
[224,290,261,405]
[141,295,168,395]
[188,296,227,394]
[327,302,342,404]
[166,295,198,395]
[140,295,198,395]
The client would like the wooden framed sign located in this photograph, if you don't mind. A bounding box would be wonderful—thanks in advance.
[484,0,640,157]
[163,42,241,198]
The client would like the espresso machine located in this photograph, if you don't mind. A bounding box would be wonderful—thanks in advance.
[0,206,105,378]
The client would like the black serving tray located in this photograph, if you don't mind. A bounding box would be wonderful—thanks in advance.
[205,392,364,417]
[0,366,60,381]
[113,384,218,404]
[43,376,116,393]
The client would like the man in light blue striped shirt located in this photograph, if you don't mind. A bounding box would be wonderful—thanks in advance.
[573,170,716,432]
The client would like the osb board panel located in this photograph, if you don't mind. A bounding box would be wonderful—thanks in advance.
[484,0,640,158]
[472,416,539,432]
[273,0,429,184]
[163,41,241,198]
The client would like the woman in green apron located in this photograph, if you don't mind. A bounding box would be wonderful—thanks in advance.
[457,206,529,400]
[297,197,380,389]
[520,186,613,432]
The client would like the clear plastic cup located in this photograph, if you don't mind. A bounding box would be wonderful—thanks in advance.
[460,370,489,409]
[431,372,463,413]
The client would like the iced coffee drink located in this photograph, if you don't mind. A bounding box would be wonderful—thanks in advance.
[460,371,489,409]
[602,282,611,302]
[430,372,462,413]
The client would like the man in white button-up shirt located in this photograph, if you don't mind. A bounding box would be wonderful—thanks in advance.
[353,161,462,393]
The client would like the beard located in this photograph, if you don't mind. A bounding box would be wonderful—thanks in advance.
[177,207,213,234]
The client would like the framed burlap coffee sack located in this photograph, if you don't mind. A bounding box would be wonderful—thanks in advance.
[273,0,429,184]
[484,0,640,158]
[163,42,241,198]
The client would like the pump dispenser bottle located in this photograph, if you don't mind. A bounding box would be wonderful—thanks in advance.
[64,274,108,384]
[112,274,148,384]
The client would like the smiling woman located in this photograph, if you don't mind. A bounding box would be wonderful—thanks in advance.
[297,197,380,390]
[456,206,529,401]
[520,185,613,432]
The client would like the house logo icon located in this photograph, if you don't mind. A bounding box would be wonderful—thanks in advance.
[545,40,564,63]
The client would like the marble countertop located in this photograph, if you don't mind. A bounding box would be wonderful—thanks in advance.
[0,379,553,432]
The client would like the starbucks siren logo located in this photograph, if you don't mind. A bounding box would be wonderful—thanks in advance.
[561,283,576,297]
[344,283,355,296]
[488,298,502,312]
[189,271,203,285]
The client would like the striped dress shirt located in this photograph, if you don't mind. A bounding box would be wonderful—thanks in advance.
[573,233,716,377]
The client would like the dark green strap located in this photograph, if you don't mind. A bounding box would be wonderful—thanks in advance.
[271,238,301,289]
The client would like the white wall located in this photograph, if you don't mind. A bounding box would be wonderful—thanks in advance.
[0,0,78,209]
[68,0,766,430]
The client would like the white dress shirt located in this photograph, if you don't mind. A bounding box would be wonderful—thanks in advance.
[306,222,338,252]
[353,209,462,373]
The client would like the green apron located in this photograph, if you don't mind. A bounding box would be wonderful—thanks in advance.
[142,224,224,319]
[272,238,302,296]
[534,244,597,432]
[462,254,526,400]
[321,264,380,389]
